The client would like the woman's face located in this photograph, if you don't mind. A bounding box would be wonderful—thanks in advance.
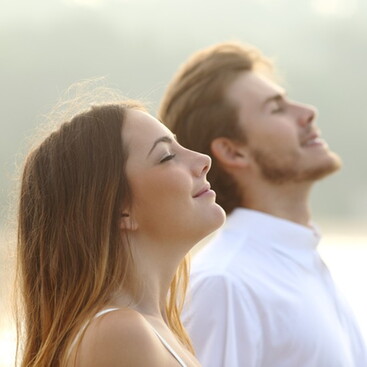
[123,109,225,246]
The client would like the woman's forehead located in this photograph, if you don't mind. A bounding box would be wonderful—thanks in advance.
[125,110,171,138]
[123,110,173,155]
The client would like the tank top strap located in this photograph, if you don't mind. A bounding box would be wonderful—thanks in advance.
[94,307,120,318]
[68,307,188,367]
[67,308,121,361]
[95,308,188,366]
[149,326,188,367]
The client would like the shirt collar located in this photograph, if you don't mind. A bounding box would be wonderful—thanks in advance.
[225,208,321,253]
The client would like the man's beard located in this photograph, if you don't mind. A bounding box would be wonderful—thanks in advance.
[251,148,342,185]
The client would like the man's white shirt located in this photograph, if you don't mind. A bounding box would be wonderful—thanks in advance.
[183,208,367,367]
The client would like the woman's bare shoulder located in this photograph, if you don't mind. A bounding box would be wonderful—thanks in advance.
[75,308,169,367]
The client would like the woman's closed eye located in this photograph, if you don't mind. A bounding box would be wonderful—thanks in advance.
[160,154,176,163]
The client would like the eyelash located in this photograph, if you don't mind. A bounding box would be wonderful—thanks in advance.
[160,154,176,163]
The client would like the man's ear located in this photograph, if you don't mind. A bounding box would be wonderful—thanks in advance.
[119,212,138,231]
[210,137,249,168]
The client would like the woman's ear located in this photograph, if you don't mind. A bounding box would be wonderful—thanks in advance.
[210,137,249,169]
[119,212,138,231]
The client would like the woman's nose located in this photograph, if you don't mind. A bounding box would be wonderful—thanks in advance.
[193,151,211,177]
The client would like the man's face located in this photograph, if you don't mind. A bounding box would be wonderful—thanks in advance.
[225,71,341,184]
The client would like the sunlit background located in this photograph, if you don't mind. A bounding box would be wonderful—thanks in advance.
[1,0,367,365]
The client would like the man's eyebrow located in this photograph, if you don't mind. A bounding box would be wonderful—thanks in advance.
[147,136,173,157]
[262,93,286,108]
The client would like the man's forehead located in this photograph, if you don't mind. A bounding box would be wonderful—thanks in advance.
[225,71,284,106]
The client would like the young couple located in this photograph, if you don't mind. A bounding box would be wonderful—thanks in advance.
[16,42,366,366]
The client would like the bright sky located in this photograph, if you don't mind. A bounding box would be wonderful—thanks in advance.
[311,0,358,17]
[2,0,360,19]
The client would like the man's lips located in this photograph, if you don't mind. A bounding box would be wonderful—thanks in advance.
[193,184,211,198]
[301,133,326,147]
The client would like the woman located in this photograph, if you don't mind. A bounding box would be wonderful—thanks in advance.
[16,100,225,366]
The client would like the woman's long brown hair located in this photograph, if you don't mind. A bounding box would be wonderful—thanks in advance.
[16,102,193,367]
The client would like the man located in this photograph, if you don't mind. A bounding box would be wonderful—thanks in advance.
[159,42,367,367]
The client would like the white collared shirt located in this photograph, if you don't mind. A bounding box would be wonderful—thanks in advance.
[183,208,367,367]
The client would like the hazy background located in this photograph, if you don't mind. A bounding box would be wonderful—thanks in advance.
[1,0,367,224]
[1,0,367,365]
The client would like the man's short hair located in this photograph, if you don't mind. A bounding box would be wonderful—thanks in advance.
[159,42,273,214]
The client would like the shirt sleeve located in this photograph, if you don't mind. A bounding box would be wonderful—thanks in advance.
[333,285,367,366]
[183,273,263,367]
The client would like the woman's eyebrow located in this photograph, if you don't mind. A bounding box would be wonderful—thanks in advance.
[147,136,173,157]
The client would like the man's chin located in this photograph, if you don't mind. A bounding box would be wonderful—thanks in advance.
[253,148,342,184]
[297,152,342,182]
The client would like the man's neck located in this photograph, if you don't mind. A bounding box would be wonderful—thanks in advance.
[242,181,312,227]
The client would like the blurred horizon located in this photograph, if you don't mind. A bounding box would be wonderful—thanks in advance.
[1,225,367,367]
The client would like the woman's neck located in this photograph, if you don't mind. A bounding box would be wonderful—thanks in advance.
[112,234,188,320]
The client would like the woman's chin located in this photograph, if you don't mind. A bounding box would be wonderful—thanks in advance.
[201,204,226,238]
